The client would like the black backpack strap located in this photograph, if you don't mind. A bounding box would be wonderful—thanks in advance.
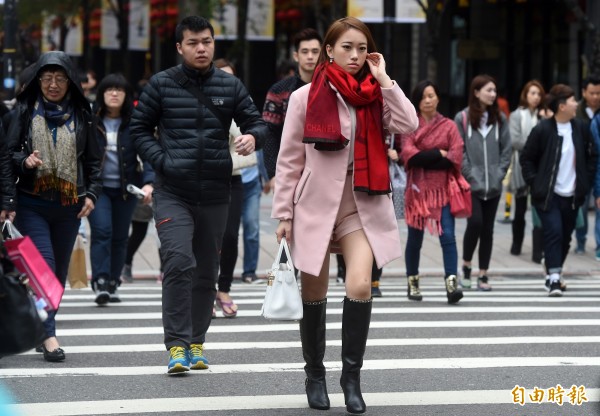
[166,66,230,133]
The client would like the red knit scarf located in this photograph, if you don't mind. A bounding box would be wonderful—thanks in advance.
[400,113,463,234]
[303,62,387,194]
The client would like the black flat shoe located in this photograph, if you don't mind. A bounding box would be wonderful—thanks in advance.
[42,345,66,362]
[35,345,43,353]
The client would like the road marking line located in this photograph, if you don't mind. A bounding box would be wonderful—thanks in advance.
[17,336,600,355]
[53,319,600,336]
[54,306,600,320]
[8,389,600,415]
[2,357,599,379]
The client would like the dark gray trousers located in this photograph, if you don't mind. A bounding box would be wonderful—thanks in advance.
[154,190,229,349]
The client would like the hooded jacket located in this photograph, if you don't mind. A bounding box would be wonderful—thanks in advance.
[454,108,511,200]
[6,51,102,204]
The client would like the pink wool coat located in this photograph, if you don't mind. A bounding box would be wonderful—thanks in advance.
[271,82,418,276]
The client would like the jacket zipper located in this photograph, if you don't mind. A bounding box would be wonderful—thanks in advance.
[483,133,489,201]
[544,134,561,210]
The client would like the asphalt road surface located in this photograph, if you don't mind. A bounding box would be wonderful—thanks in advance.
[1,277,599,416]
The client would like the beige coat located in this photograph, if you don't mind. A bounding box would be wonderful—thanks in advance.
[271,82,418,276]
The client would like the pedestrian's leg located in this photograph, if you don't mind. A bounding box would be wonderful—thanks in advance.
[462,195,483,288]
[241,177,261,282]
[476,195,500,290]
[123,220,149,282]
[154,192,196,374]
[217,178,242,316]
[299,258,331,410]
[107,195,137,300]
[405,225,424,301]
[189,203,228,369]
[511,195,527,255]
[88,191,113,304]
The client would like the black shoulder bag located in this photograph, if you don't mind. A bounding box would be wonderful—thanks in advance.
[0,237,46,357]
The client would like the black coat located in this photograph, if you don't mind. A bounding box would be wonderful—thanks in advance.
[94,116,154,199]
[6,51,103,204]
[0,119,15,211]
[520,117,597,210]
[130,64,268,204]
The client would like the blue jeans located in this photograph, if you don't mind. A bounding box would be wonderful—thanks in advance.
[538,193,577,275]
[14,193,82,338]
[405,205,457,277]
[241,177,261,276]
[88,187,138,285]
[574,190,600,251]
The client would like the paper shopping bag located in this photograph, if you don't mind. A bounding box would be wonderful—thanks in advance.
[67,235,88,289]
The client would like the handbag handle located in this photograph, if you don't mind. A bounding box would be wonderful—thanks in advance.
[272,237,295,271]
[2,220,23,239]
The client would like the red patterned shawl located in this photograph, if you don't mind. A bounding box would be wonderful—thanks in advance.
[400,113,463,234]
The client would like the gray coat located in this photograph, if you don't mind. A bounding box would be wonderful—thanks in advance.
[454,108,512,200]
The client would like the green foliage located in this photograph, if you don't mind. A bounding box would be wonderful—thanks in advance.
[16,0,100,25]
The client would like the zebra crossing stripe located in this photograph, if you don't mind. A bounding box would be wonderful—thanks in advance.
[8,389,600,415]
[1,357,599,379]
[54,319,600,337]
[54,306,600,320]
[17,336,600,355]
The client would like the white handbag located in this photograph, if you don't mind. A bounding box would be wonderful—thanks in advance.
[261,237,303,321]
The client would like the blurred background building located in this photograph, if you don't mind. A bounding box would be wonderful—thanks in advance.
[1,0,599,116]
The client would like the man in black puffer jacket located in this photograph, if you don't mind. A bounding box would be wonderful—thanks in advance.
[130,15,267,374]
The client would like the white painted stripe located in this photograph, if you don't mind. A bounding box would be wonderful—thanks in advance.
[56,319,600,337]
[18,336,600,355]
[9,389,600,415]
[58,296,600,306]
[54,306,600,320]
[1,357,599,379]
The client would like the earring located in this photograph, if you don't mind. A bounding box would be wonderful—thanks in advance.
[329,56,333,64]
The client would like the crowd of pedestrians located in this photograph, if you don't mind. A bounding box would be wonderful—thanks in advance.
[1,11,599,415]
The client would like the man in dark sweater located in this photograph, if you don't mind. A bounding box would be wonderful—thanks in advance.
[262,28,322,186]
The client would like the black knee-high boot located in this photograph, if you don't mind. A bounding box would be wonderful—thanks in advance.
[299,299,330,410]
[340,297,372,414]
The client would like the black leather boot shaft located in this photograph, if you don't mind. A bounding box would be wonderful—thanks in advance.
[299,299,330,410]
[340,297,372,414]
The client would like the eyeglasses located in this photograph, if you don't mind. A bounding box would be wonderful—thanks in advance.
[105,87,125,94]
[39,75,69,86]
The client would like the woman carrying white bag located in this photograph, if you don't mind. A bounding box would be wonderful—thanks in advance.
[272,17,417,415]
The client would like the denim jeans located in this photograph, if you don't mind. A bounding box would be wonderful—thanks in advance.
[88,187,138,285]
[14,193,82,338]
[241,177,261,276]
[405,205,457,277]
[537,193,577,275]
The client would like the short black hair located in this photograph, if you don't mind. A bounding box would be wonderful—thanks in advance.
[176,16,214,43]
[546,83,575,113]
[582,77,600,89]
[292,28,322,51]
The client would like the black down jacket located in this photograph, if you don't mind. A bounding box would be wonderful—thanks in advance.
[130,64,267,204]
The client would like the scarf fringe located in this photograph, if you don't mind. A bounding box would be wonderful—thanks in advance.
[34,175,79,206]
[405,187,449,235]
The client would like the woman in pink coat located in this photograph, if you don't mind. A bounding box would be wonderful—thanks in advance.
[272,17,417,414]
